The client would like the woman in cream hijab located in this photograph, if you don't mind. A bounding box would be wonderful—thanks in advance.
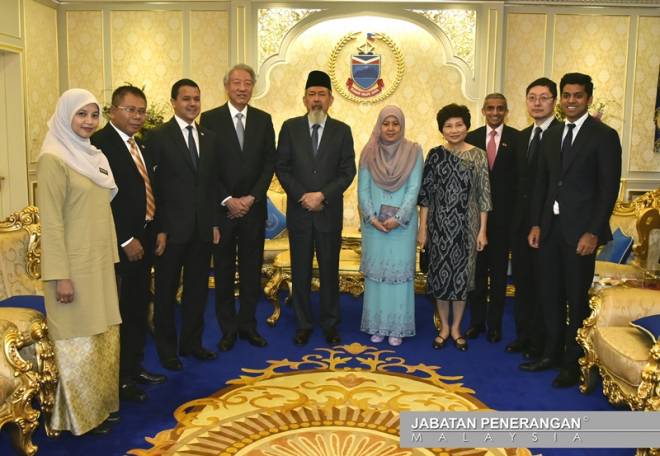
[38,88,121,435]
[358,105,423,346]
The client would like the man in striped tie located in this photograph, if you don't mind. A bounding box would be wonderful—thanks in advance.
[92,85,167,405]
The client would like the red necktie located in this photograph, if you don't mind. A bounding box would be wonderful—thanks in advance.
[487,130,497,170]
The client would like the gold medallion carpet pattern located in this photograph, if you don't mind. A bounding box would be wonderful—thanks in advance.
[128,343,531,456]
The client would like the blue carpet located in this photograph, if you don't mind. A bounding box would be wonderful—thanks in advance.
[0,292,633,456]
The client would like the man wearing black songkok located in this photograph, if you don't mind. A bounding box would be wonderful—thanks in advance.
[275,70,356,346]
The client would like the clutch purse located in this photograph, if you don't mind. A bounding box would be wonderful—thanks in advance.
[419,247,429,273]
[377,204,399,222]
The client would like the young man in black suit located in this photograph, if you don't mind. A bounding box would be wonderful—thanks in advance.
[465,94,519,343]
[275,70,356,346]
[92,86,166,402]
[508,78,560,359]
[200,64,276,351]
[523,72,621,387]
[147,79,221,371]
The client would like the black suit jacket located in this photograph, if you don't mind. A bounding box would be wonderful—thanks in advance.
[91,123,156,249]
[512,118,560,232]
[199,103,276,226]
[466,125,519,230]
[531,115,622,245]
[145,117,220,243]
[275,115,356,232]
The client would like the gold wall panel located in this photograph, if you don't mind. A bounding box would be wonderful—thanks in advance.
[190,10,229,113]
[253,16,475,229]
[24,0,59,164]
[66,11,104,103]
[629,16,660,172]
[504,13,547,130]
[552,14,630,134]
[257,8,322,68]
[110,11,183,118]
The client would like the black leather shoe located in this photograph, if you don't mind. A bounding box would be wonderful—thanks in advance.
[453,336,468,352]
[465,324,485,339]
[505,338,528,353]
[325,328,341,345]
[218,332,237,352]
[120,382,147,402]
[181,347,217,361]
[293,329,312,346]
[486,329,501,343]
[432,335,447,350]
[523,347,542,360]
[106,412,120,424]
[552,368,580,388]
[161,357,183,371]
[134,368,167,385]
[89,420,113,435]
[239,330,268,347]
[519,357,556,372]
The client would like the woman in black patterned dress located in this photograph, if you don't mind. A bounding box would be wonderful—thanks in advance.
[417,104,491,352]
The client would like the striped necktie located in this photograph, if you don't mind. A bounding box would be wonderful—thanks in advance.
[127,138,155,220]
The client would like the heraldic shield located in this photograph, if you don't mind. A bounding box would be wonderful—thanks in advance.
[351,54,381,90]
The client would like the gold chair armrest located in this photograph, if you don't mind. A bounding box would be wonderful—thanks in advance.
[587,286,660,329]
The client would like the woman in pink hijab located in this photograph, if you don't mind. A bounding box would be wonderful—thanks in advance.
[358,105,423,346]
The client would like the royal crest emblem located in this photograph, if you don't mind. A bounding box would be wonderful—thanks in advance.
[328,32,404,104]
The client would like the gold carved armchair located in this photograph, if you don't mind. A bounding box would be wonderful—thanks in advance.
[0,207,58,455]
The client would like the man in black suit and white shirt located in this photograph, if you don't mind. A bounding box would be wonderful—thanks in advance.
[465,94,519,344]
[275,70,356,346]
[147,79,221,371]
[200,64,276,351]
[508,78,560,359]
[92,86,166,402]
[522,72,621,388]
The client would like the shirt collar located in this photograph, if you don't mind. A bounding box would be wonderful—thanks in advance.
[535,116,555,132]
[566,111,589,128]
[109,121,132,144]
[174,115,195,131]
[307,114,328,130]
[487,123,504,137]
[228,102,248,120]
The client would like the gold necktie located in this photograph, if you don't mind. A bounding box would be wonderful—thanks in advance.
[128,138,155,220]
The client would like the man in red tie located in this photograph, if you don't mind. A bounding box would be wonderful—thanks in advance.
[465,93,520,344]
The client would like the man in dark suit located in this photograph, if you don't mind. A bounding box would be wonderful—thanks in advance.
[275,70,356,346]
[92,86,167,402]
[200,64,276,351]
[147,79,221,371]
[522,72,621,387]
[508,78,560,359]
[465,93,519,343]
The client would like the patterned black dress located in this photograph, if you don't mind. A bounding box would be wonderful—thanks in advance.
[418,146,491,300]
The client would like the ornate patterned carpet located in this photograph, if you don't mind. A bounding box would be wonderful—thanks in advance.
[127,343,531,456]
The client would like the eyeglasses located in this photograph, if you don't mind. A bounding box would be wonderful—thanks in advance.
[115,106,147,116]
[526,95,554,103]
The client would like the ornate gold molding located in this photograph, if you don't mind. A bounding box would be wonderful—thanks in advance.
[0,206,41,280]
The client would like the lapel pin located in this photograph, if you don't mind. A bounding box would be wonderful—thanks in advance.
[99,167,108,175]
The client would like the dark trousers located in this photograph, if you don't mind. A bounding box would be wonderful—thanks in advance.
[511,224,545,351]
[538,218,595,369]
[289,227,341,332]
[117,222,155,382]
[154,239,212,360]
[213,207,266,336]
[468,225,510,332]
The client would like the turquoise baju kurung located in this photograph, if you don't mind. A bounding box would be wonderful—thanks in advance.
[358,148,423,337]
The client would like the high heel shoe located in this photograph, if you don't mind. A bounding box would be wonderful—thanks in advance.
[432,335,446,350]
[453,336,468,351]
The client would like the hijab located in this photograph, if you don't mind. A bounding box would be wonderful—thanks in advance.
[39,88,118,199]
[359,105,419,192]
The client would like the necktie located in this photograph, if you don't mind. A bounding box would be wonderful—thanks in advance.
[486,129,497,170]
[561,123,575,166]
[311,124,320,156]
[235,113,245,150]
[127,138,155,220]
[186,125,198,170]
[527,126,542,164]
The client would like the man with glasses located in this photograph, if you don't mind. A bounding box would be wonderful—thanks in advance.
[509,78,559,361]
[92,85,167,404]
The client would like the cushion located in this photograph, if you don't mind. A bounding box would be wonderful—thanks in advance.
[265,197,287,240]
[630,314,660,343]
[596,228,633,263]
[594,326,651,387]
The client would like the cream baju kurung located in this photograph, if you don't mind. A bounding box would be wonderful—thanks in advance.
[38,153,121,435]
